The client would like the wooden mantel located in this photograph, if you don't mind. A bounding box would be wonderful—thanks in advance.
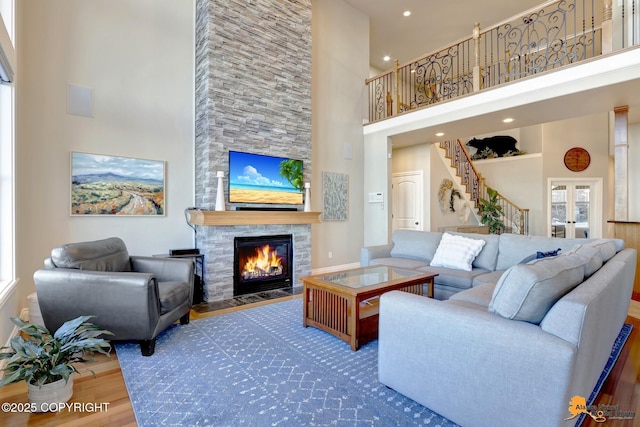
[186,210,322,226]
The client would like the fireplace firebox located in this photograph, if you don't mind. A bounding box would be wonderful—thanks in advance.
[233,234,293,296]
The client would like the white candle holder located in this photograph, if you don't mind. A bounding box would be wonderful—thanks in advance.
[215,171,226,211]
[304,182,311,212]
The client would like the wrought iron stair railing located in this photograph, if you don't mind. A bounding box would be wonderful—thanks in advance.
[365,0,638,123]
[439,140,529,235]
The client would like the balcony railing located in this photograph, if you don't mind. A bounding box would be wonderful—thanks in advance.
[366,0,637,123]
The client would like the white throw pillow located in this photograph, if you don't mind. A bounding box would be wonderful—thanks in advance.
[430,233,486,271]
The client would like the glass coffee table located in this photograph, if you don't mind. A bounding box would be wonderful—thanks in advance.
[300,265,437,351]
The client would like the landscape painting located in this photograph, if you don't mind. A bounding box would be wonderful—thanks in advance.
[71,152,165,216]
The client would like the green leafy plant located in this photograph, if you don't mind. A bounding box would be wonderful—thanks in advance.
[279,159,304,192]
[477,187,506,234]
[0,316,112,387]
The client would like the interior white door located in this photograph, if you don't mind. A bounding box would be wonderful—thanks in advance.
[392,171,423,231]
[549,179,602,239]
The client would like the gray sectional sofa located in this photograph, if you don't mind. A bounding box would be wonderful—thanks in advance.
[361,230,624,300]
[361,230,636,427]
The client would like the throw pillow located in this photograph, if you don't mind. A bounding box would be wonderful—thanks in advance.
[489,253,586,324]
[518,248,561,264]
[430,233,486,271]
[537,248,562,258]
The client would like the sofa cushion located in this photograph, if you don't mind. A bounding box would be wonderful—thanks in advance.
[489,253,586,324]
[430,233,486,271]
[370,257,428,270]
[50,237,130,272]
[450,232,500,271]
[472,270,505,287]
[449,282,496,308]
[566,244,603,279]
[496,234,585,271]
[584,239,617,262]
[417,265,489,290]
[390,230,442,263]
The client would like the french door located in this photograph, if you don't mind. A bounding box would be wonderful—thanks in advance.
[548,179,602,239]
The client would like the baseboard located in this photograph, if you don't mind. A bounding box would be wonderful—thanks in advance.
[0,278,18,308]
[311,262,361,275]
[0,308,26,371]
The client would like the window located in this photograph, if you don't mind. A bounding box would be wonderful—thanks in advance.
[0,0,15,293]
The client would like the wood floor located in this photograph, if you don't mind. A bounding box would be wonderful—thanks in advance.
[0,297,638,427]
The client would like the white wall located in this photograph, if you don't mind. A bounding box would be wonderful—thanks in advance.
[475,154,544,235]
[363,133,392,246]
[311,0,368,268]
[541,112,611,236]
[15,0,195,307]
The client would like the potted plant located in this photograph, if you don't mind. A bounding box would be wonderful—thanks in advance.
[477,187,506,234]
[0,315,112,411]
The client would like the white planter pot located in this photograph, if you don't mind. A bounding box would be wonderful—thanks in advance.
[28,376,73,412]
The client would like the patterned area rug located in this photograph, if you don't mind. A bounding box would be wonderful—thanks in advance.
[116,298,631,427]
[576,322,633,427]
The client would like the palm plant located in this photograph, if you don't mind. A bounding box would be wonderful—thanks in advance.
[477,187,506,234]
[0,316,112,387]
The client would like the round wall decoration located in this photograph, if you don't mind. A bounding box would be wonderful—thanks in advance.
[563,147,591,172]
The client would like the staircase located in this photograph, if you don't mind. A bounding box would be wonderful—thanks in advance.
[438,140,529,235]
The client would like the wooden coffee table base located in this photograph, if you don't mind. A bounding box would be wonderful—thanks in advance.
[302,272,435,351]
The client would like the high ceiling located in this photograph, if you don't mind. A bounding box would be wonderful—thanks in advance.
[341,0,640,145]
[343,0,549,71]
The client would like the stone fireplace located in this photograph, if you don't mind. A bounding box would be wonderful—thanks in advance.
[193,0,312,301]
[234,234,293,296]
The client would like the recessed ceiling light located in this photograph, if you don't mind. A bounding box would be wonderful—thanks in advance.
[503,118,514,123]
[403,11,411,17]
[383,55,391,61]
[436,132,445,137]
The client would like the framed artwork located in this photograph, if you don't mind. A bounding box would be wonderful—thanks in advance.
[71,152,165,216]
[322,172,348,221]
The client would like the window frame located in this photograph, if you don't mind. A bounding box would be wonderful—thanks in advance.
[0,0,16,299]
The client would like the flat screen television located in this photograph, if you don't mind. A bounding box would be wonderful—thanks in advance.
[228,151,304,205]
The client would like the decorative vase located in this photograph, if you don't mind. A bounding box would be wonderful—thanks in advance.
[215,171,226,211]
[28,376,73,412]
[304,182,311,212]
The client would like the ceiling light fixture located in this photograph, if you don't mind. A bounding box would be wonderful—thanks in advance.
[503,118,514,123]
[403,11,411,17]
[436,132,445,137]
[383,55,391,61]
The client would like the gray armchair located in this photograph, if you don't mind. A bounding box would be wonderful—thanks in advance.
[33,237,194,356]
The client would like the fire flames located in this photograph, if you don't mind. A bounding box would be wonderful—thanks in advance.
[241,244,283,280]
